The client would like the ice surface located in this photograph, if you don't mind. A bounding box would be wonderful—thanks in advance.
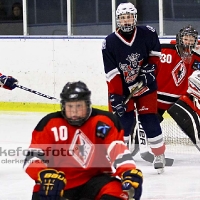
[0,111,200,200]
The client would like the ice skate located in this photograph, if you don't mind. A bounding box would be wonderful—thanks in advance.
[153,154,165,174]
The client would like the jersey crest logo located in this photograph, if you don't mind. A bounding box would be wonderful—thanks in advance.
[69,129,94,168]
[96,121,111,139]
[171,61,187,86]
[119,53,143,84]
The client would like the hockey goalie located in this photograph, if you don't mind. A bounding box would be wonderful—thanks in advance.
[168,70,200,150]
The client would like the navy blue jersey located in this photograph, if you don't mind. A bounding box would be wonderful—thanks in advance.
[102,25,161,97]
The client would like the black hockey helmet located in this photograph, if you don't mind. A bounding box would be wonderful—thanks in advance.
[60,81,92,126]
[176,25,198,63]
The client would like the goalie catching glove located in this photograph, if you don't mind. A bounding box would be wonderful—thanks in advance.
[38,168,67,200]
[0,74,18,90]
[121,169,143,200]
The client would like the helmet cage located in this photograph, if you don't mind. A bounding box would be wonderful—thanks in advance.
[60,81,92,126]
[116,3,137,32]
[176,25,198,63]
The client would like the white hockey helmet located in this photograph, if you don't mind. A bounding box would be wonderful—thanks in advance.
[116,2,137,32]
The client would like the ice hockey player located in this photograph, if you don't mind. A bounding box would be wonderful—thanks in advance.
[156,25,200,119]
[155,25,200,150]
[23,81,143,200]
[0,72,18,90]
[102,2,166,173]
[168,70,200,151]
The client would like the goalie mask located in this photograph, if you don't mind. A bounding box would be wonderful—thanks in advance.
[116,2,137,32]
[60,81,92,126]
[176,25,198,64]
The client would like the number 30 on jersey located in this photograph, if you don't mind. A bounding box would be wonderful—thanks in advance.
[160,53,172,64]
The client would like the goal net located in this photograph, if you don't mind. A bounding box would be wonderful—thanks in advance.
[161,111,193,146]
[160,111,200,156]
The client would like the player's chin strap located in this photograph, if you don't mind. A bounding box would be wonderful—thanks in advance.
[124,81,174,166]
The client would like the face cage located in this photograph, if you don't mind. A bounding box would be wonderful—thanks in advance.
[60,100,92,126]
[179,32,198,49]
[177,45,193,64]
[116,14,137,32]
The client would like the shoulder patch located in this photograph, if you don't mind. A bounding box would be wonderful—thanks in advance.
[146,25,155,32]
[192,60,200,70]
[91,108,123,132]
[96,121,111,139]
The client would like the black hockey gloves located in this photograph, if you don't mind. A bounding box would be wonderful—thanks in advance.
[138,64,156,86]
[0,75,18,90]
[121,169,143,200]
[110,94,126,117]
[38,169,67,200]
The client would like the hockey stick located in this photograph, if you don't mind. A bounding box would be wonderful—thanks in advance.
[16,85,59,101]
[123,82,174,166]
[124,82,143,105]
[134,103,174,166]
[123,81,143,152]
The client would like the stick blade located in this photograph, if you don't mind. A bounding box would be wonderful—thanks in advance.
[140,152,154,163]
[165,157,174,166]
[140,152,174,166]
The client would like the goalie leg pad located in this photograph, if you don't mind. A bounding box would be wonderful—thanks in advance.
[168,96,200,148]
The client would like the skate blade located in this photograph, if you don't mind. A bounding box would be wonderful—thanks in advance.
[156,168,164,174]
[154,163,165,174]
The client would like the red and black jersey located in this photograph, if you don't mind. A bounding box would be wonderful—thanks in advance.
[23,108,136,190]
[156,43,200,111]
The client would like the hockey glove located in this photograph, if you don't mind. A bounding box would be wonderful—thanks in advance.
[109,94,126,117]
[121,169,143,200]
[38,169,67,200]
[138,64,156,86]
[0,75,18,90]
